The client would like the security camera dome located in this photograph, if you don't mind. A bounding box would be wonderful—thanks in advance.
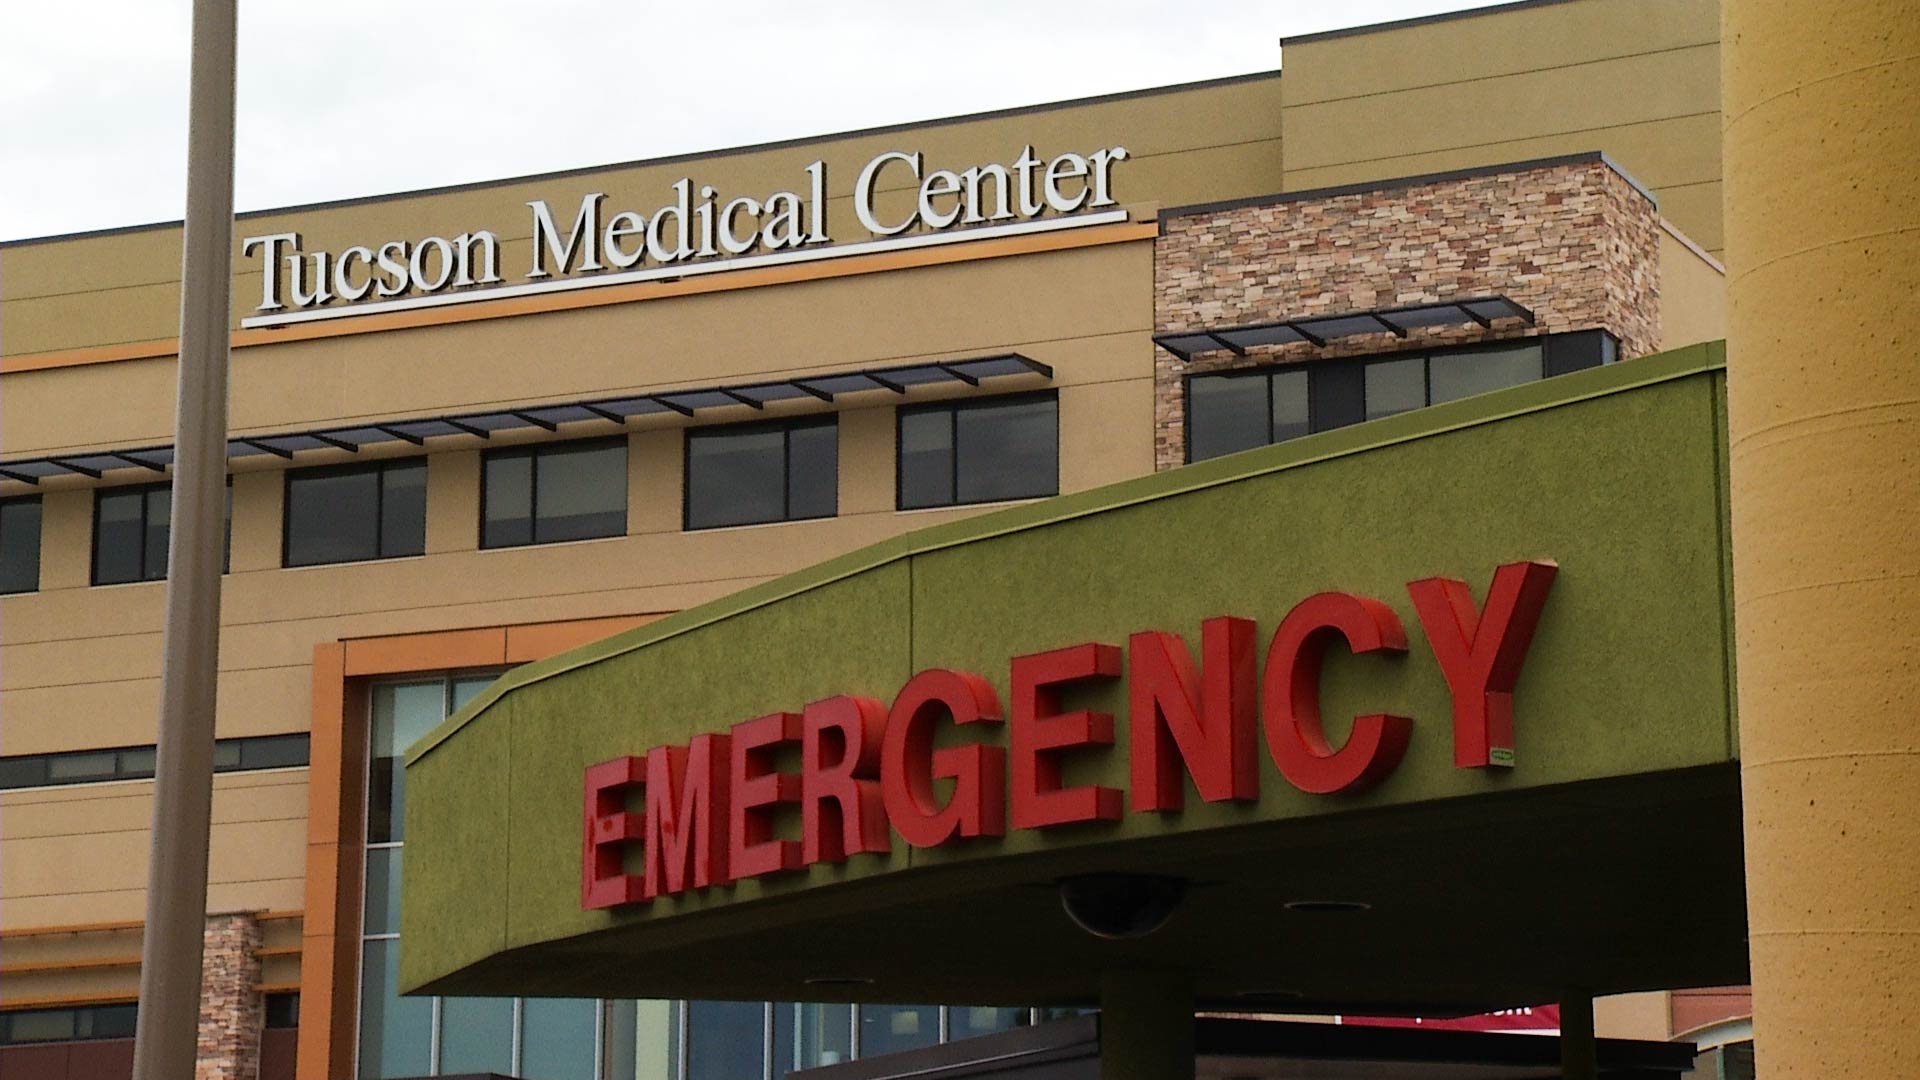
[1057,874,1187,940]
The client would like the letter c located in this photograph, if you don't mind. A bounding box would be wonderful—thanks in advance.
[855,150,921,236]
[1262,592,1412,794]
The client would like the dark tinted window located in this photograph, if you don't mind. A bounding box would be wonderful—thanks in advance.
[284,459,427,567]
[265,993,300,1029]
[1187,368,1312,463]
[483,438,626,548]
[899,393,1057,510]
[1,496,42,594]
[1429,343,1543,405]
[94,484,169,585]
[1363,356,1426,420]
[0,734,311,791]
[686,417,837,529]
[1,1004,139,1045]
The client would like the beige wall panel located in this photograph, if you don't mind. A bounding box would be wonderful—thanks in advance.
[4,629,164,691]
[0,679,159,755]
[1652,182,1725,256]
[36,489,93,590]
[230,469,283,573]
[839,406,896,516]
[1,356,179,455]
[1059,374,1154,495]
[1280,47,1718,175]
[0,771,306,839]
[426,450,480,555]
[1,781,307,922]
[1279,0,1718,106]
[2,75,1282,355]
[630,429,682,536]
[1659,228,1727,351]
[1,282,183,356]
[1593,990,1674,1041]
[213,664,312,737]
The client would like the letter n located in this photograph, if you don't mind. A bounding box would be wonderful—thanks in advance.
[1128,617,1258,811]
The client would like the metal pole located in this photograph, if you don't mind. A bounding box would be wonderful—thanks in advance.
[129,0,237,1077]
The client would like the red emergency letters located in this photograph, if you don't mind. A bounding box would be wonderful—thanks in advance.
[582,560,1556,910]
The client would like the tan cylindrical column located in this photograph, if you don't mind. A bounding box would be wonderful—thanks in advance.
[1723,2,1920,1077]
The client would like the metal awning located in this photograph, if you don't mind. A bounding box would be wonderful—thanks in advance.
[0,353,1051,485]
[1153,295,1535,362]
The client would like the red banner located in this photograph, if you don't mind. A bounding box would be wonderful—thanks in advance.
[1341,1005,1561,1033]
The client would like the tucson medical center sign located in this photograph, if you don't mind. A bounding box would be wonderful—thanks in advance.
[238,144,1130,329]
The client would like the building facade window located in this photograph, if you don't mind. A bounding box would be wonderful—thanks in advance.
[0,1003,138,1045]
[482,438,627,549]
[685,417,837,530]
[0,495,42,595]
[897,393,1059,510]
[359,673,665,1080]
[1184,331,1618,463]
[93,482,171,585]
[284,459,427,567]
[0,734,309,791]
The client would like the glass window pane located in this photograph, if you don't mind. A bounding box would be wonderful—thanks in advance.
[8,1008,78,1042]
[483,451,534,548]
[48,751,117,782]
[687,427,786,529]
[1,497,42,594]
[143,487,171,581]
[364,847,402,935]
[357,939,431,1078]
[954,397,1057,504]
[686,1001,766,1080]
[897,410,953,509]
[369,681,447,843]
[1271,368,1311,443]
[1364,357,1426,421]
[452,675,497,713]
[1429,343,1544,405]
[0,756,49,789]
[520,997,599,1080]
[535,441,627,542]
[213,740,243,769]
[285,466,380,566]
[787,421,838,521]
[379,461,428,558]
[94,489,146,584]
[239,734,310,770]
[1187,374,1270,461]
[82,1003,138,1039]
[858,1004,939,1058]
[774,1003,850,1075]
[438,996,515,1075]
[118,747,157,778]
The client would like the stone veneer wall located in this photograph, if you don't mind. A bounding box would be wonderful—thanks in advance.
[1152,156,1662,470]
[197,912,264,1080]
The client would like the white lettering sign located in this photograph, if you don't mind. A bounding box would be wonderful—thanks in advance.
[238,146,1127,328]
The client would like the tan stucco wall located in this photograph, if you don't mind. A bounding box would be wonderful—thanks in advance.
[1658,222,1726,351]
[1278,0,1723,255]
[1724,0,1920,1076]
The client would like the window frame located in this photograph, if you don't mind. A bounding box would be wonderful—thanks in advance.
[895,390,1061,511]
[0,734,312,792]
[682,415,839,532]
[478,436,629,550]
[90,480,171,586]
[0,493,43,595]
[1182,332,1611,464]
[281,456,428,568]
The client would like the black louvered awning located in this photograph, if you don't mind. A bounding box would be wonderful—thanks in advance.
[0,353,1051,486]
[1153,296,1535,363]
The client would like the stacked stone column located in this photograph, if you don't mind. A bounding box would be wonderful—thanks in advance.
[196,912,264,1080]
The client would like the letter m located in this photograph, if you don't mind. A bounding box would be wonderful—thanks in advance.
[643,733,731,897]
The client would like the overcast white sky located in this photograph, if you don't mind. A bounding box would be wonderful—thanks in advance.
[0,1,1508,242]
